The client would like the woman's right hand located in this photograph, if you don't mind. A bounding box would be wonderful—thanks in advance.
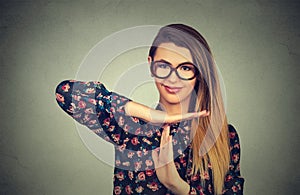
[151,109,210,124]
[124,101,209,125]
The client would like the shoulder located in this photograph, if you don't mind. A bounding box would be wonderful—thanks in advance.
[227,124,241,146]
[228,124,237,134]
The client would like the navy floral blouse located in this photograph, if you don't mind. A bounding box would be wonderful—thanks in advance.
[55,80,244,195]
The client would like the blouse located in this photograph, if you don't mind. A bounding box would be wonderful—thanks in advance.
[55,80,244,195]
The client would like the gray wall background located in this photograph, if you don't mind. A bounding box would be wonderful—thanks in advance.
[1,0,299,194]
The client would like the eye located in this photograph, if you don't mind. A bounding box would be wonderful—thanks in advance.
[181,66,191,71]
[180,65,194,71]
[157,63,169,69]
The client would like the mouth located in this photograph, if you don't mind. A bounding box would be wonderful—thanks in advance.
[162,84,183,94]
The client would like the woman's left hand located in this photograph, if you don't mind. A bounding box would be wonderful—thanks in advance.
[152,125,189,194]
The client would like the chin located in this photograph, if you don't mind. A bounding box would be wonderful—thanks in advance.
[161,94,190,105]
[166,99,181,105]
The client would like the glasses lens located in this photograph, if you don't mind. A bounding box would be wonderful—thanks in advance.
[152,62,171,78]
[177,64,197,80]
[151,62,198,80]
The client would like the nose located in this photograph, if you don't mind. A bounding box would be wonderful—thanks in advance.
[167,70,179,83]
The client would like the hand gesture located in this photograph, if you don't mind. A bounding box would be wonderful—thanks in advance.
[149,109,209,124]
[125,101,209,124]
[152,125,190,194]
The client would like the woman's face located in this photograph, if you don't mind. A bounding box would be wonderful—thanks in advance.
[149,42,197,108]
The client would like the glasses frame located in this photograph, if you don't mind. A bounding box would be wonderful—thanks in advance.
[150,61,199,80]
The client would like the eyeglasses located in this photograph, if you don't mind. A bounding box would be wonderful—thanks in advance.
[150,61,199,80]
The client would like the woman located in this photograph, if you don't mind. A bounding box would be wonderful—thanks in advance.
[55,24,244,195]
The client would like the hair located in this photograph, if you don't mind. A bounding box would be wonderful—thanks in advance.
[149,24,230,195]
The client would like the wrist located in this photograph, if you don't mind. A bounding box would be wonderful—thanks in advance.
[161,163,186,190]
[163,175,182,189]
[166,176,190,195]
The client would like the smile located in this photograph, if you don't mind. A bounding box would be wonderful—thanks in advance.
[162,84,183,94]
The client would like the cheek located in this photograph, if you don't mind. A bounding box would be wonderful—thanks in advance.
[182,80,197,98]
[154,81,163,96]
[154,79,163,89]
[185,80,196,92]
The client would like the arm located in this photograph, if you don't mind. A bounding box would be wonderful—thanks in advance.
[55,80,133,144]
[55,80,207,145]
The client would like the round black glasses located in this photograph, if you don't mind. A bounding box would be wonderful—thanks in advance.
[151,61,199,80]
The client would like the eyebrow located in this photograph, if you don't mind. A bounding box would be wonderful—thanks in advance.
[153,59,195,67]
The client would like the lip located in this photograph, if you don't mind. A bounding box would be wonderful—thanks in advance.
[163,84,183,94]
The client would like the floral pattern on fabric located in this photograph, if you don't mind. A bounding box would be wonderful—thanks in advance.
[55,80,244,195]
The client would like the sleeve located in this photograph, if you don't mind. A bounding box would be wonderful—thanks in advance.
[222,124,245,195]
[55,80,143,145]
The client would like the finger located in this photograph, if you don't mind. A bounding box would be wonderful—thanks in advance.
[183,110,210,119]
[178,110,210,122]
[161,125,170,143]
[168,135,172,144]
[166,135,173,162]
[195,110,210,117]
[159,135,174,165]
[152,148,159,167]
[164,110,210,123]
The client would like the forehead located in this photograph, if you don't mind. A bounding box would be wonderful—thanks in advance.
[154,42,193,64]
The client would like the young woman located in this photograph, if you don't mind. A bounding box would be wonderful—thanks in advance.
[55,24,244,195]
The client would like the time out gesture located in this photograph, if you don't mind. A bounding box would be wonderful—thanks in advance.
[125,101,210,194]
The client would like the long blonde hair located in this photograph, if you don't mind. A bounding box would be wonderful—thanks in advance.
[149,24,230,195]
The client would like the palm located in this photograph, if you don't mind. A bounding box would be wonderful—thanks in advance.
[149,109,209,124]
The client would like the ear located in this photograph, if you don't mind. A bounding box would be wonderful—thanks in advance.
[148,56,152,65]
[148,56,154,77]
